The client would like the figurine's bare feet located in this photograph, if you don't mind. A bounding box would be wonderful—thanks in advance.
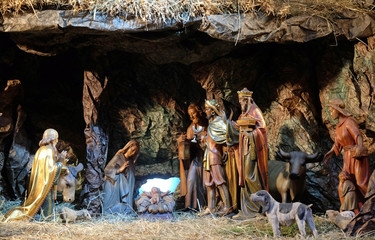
[198,208,214,217]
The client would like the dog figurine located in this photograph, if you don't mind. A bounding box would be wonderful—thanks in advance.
[250,190,318,238]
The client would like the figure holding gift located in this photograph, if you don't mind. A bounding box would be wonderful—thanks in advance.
[222,88,268,218]
[178,104,207,210]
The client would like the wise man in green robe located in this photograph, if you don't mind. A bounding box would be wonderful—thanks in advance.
[222,88,268,218]
[199,99,232,216]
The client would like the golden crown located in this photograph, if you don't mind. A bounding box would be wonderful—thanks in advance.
[237,88,253,98]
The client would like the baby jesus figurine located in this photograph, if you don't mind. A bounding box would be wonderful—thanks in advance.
[135,187,175,214]
[145,187,170,204]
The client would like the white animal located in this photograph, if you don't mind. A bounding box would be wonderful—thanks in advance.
[340,211,355,218]
[60,207,91,223]
[250,190,318,238]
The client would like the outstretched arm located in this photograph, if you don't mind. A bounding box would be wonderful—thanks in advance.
[323,145,335,165]
[141,192,152,198]
[161,190,171,197]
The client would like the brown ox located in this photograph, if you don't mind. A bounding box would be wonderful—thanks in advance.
[57,163,84,202]
[268,150,321,203]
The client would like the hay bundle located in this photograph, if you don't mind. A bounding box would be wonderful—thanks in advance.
[1,0,372,23]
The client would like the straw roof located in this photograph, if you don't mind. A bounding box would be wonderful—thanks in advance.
[0,0,374,23]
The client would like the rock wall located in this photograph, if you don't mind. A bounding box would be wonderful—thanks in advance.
[0,31,374,213]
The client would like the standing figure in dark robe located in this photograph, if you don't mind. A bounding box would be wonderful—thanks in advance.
[4,129,67,222]
[178,104,207,210]
[102,140,140,214]
[323,98,370,214]
[199,100,232,216]
[223,88,268,218]
[0,80,23,197]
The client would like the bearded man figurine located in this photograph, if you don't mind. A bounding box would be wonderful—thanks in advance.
[178,104,207,210]
[223,88,268,218]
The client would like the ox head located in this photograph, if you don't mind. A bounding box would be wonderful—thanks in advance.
[57,163,84,203]
[277,148,322,179]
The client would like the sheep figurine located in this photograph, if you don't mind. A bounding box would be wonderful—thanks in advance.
[60,207,91,223]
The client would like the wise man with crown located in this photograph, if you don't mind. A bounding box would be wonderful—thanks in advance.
[222,88,268,218]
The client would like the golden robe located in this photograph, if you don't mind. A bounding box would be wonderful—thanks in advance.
[4,145,62,222]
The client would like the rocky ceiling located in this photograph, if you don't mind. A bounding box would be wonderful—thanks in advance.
[1,10,375,57]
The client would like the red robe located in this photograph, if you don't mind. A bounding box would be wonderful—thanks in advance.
[333,116,370,206]
[237,103,268,191]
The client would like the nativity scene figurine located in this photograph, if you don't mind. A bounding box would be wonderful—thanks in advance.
[199,99,232,216]
[178,103,207,210]
[327,169,375,236]
[222,88,269,218]
[323,98,370,214]
[4,129,70,222]
[102,140,140,214]
[135,187,175,214]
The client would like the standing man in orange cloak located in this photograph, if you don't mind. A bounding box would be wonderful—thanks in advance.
[324,98,370,214]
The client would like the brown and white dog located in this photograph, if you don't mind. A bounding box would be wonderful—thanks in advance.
[250,190,318,238]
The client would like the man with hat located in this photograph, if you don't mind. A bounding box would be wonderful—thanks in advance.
[199,99,232,216]
[323,98,370,214]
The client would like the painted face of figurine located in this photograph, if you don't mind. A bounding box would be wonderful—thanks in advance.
[188,108,199,125]
[52,138,59,147]
[239,96,252,113]
[205,106,214,120]
[329,106,339,120]
[151,187,160,194]
[125,144,139,158]
[150,187,162,204]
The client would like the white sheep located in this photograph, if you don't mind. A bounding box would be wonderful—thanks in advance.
[60,207,91,223]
